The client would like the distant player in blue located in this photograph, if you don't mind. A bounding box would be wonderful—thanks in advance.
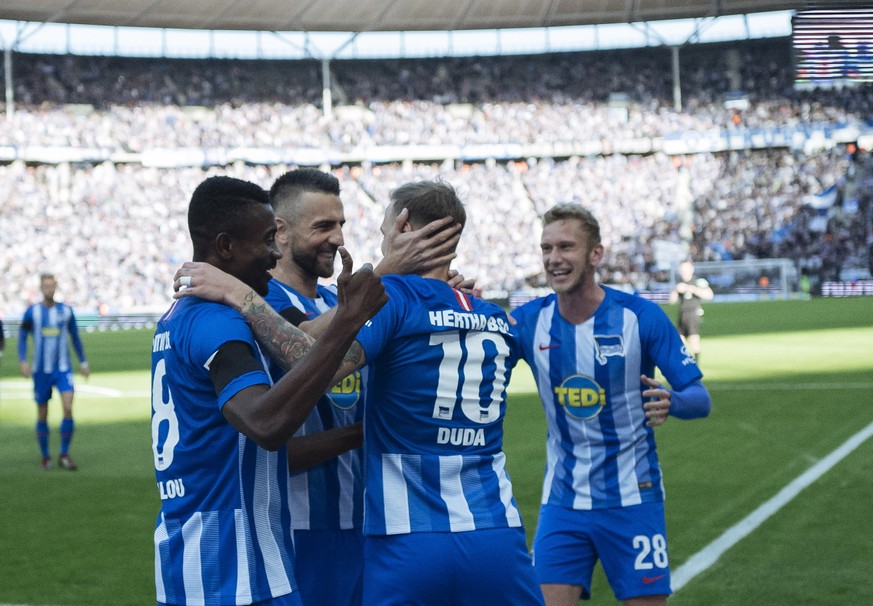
[175,180,544,606]
[18,273,89,471]
[511,204,712,606]
[265,168,465,605]
[151,176,386,606]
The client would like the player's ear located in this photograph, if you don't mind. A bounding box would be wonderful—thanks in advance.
[215,233,234,259]
[589,243,604,266]
[274,217,291,245]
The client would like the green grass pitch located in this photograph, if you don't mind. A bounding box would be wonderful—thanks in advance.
[0,297,871,605]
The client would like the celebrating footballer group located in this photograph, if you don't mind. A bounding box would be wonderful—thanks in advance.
[152,170,711,606]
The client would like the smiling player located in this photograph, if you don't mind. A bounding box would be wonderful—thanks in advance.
[510,204,712,606]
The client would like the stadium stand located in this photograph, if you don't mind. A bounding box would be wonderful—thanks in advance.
[1,37,871,317]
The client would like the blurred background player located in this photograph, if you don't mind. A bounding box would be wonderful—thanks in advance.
[0,315,5,404]
[18,272,89,471]
[511,204,711,606]
[669,259,714,362]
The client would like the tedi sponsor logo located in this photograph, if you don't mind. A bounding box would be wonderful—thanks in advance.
[554,374,606,421]
[437,427,486,446]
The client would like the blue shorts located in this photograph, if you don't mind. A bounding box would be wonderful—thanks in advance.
[363,528,543,606]
[293,528,363,605]
[532,502,671,601]
[32,370,75,404]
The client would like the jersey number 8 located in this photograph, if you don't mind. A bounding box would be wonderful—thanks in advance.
[151,359,180,471]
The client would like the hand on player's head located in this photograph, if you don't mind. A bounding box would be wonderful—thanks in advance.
[172,261,248,306]
[378,213,461,276]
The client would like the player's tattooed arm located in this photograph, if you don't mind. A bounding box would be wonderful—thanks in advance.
[172,252,380,376]
[237,290,315,372]
[333,341,366,385]
[172,262,315,371]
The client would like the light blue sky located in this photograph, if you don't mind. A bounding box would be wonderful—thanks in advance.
[0,11,792,60]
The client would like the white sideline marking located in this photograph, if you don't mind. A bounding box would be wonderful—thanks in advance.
[76,384,121,396]
[672,419,873,592]
[0,380,148,398]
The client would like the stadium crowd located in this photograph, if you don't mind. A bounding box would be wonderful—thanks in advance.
[2,38,872,150]
[1,37,871,316]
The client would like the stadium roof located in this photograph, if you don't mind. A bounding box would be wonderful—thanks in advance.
[0,1,806,32]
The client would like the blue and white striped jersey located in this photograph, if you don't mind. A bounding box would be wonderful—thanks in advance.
[18,302,86,373]
[151,296,296,605]
[264,278,364,531]
[511,287,702,510]
[355,275,524,536]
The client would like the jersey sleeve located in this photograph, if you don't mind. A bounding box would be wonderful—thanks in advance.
[639,301,702,390]
[188,304,271,408]
[354,277,403,362]
[18,306,33,361]
[67,308,87,363]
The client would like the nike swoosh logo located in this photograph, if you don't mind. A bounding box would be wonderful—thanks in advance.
[538,344,560,351]
[642,574,666,584]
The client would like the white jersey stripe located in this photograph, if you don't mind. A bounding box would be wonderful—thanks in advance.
[615,309,643,506]
[440,456,476,531]
[337,450,355,529]
[382,454,411,534]
[570,322,596,509]
[45,308,59,373]
[534,302,557,503]
[254,447,291,595]
[493,453,522,527]
[154,517,168,603]
[288,470,311,529]
[234,509,252,604]
[181,512,205,606]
